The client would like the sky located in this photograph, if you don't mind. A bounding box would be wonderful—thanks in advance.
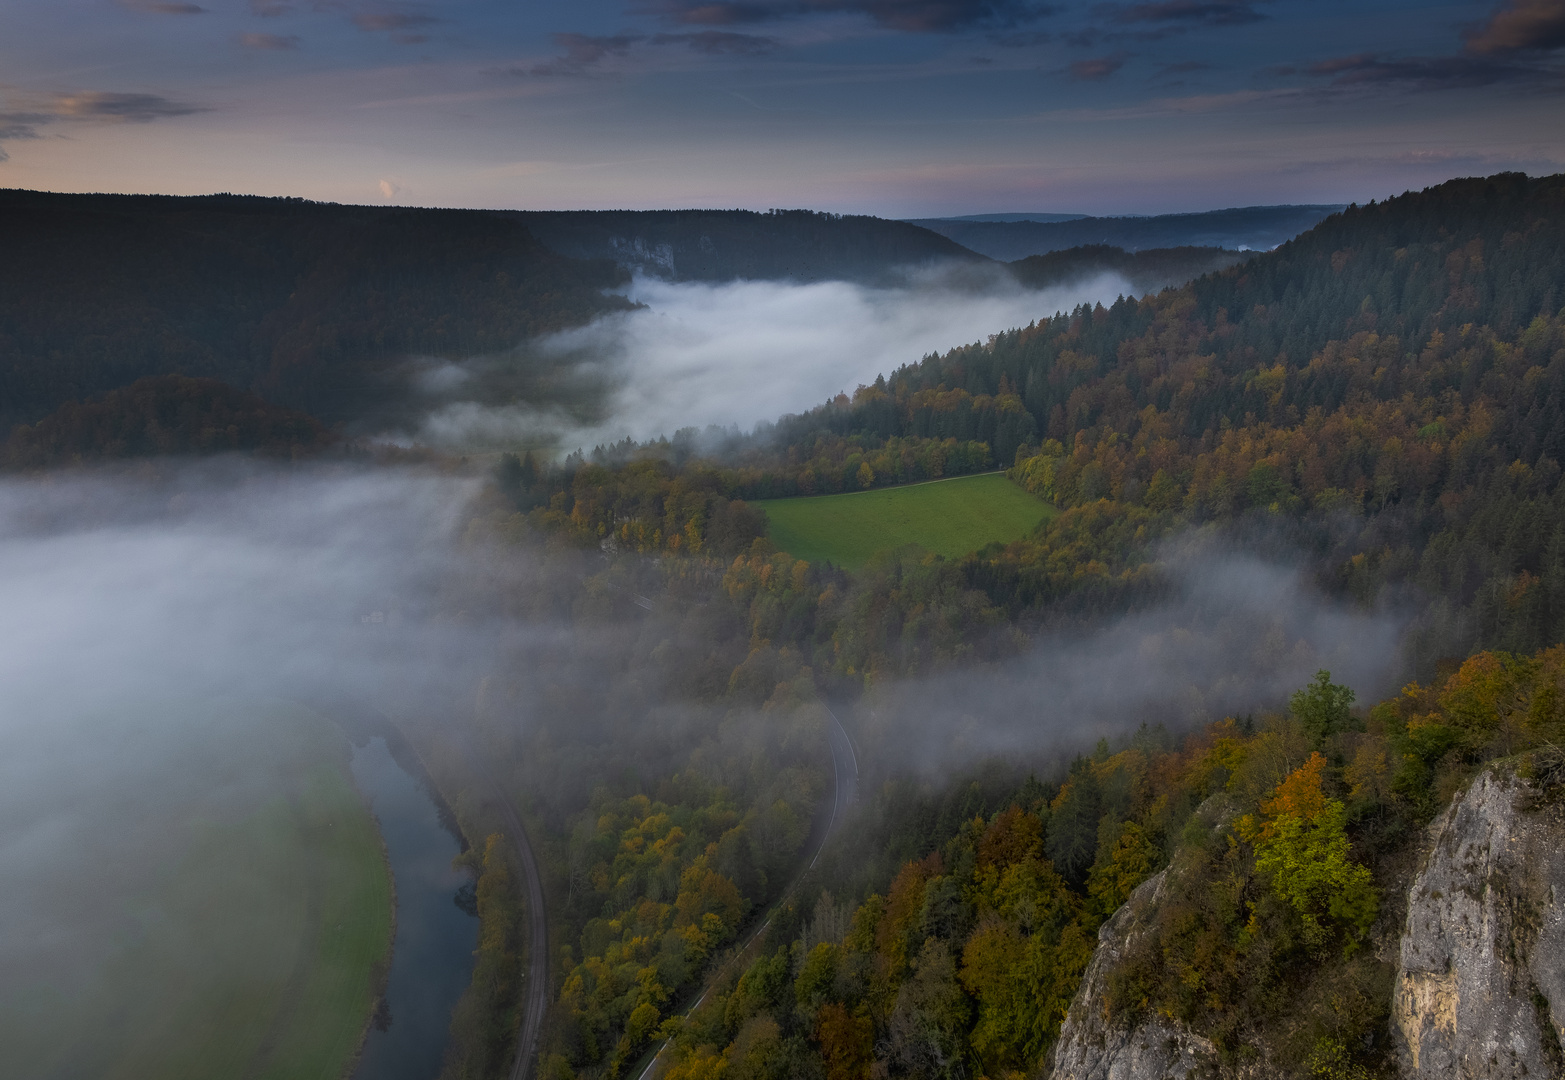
[1,0,1563,215]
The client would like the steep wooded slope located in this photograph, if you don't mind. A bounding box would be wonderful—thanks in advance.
[0,190,631,429]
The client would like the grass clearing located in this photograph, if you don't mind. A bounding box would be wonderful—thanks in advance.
[0,702,393,1080]
[755,472,1055,569]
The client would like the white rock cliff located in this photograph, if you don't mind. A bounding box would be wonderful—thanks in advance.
[1393,768,1565,1079]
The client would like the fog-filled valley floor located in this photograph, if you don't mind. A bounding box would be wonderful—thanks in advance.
[5,173,1565,1080]
[0,461,1411,1080]
[405,267,1152,452]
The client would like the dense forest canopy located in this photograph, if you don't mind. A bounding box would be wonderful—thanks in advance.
[0,374,336,468]
[11,172,1565,1080]
[409,172,1565,1080]
[1,187,1273,471]
[638,646,1565,1080]
[1006,245,1244,296]
[517,173,1565,669]
[0,189,632,429]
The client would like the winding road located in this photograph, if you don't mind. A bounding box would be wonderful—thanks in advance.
[448,729,550,1080]
[494,770,550,1080]
[629,703,861,1080]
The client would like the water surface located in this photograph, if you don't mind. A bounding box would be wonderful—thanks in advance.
[349,736,476,1080]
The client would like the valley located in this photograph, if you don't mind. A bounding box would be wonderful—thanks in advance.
[4,171,1565,1080]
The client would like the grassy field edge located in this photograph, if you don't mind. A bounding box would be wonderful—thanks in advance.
[754,471,1055,569]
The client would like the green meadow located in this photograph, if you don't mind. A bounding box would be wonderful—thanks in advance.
[755,472,1055,569]
[1,703,393,1080]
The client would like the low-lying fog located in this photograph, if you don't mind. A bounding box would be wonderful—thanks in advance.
[0,463,1409,1067]
[0,465,481,1064]
[406,266,1138,451]
[859,538,1410,777]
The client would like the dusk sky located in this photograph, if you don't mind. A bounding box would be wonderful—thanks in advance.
[2,0,1563,215]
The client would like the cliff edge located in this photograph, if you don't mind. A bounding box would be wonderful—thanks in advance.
[1393,766,1565,1079]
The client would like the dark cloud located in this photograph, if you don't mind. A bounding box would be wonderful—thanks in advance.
[555,32,644,62]
[120,0,207,12]
[1069,51,1128,79]
[635,0,1054,34]
[1465,0,1565,55]
[250,0,293,14]
[1107,0,1266,26]
[1305,51,1522,89]
[52,92,206,122]
[0,113,49,142]
[1155,59,1213,75]
[652,30,780,53]
[0,112,46,161]
[1296,0,1565,93]
[990,29,1051,45]
[351,12,438,31]
[0,93,204,164]
[240,31,301,49]
[519,33,646,76]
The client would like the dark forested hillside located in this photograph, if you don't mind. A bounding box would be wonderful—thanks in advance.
[0,375,336,468]
[312,171,1565,1080]
[1007,245,1246,296]
[0,190,632,429]
[910,204,1343,261]
[506,209,983,283]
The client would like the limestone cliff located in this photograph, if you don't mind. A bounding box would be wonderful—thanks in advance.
[1393,767,1565,1079]
[1047,868,1222,1080]
[1045,765,1565,1080]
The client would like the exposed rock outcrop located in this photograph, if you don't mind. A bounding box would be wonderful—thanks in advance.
[1047,869,1222,1080]
[1046,766,1565,1080]
[1393,767,1565,1079]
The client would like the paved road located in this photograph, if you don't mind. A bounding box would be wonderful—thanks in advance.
[814,705,860,869]
[632,704,861,1080]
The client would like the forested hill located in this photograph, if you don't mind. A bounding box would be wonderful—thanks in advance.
[0,189,632,430]
[909,204,1344,260]
[520,172,1565,671]
[1008,245,1245,295]
[505,208,983,283]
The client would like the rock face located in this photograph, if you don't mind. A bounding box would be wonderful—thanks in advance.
[1047,869,1222,1080]
[1394,768,1565,1079]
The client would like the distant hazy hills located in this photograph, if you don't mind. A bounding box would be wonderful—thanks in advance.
[933,212,1088,224]
[907,205,1345,261]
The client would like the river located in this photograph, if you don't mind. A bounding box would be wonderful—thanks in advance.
[348,735,478,1080]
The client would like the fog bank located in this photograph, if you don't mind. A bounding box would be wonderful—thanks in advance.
[0,463,487,1061]
[856,539,1410,777]
[409,267,1137,451]
[0,464,1414,1068]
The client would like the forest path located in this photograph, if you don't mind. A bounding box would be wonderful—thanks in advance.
[631,705,860,1080]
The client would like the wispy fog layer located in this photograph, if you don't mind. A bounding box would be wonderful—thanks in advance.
[0,464,488,1062]
[411,267,1137,451]
[0,464,1410,1064]
[856,539,1410,778]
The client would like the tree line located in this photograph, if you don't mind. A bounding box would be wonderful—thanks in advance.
[0,189,630,429]
[516,173,1565,667]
